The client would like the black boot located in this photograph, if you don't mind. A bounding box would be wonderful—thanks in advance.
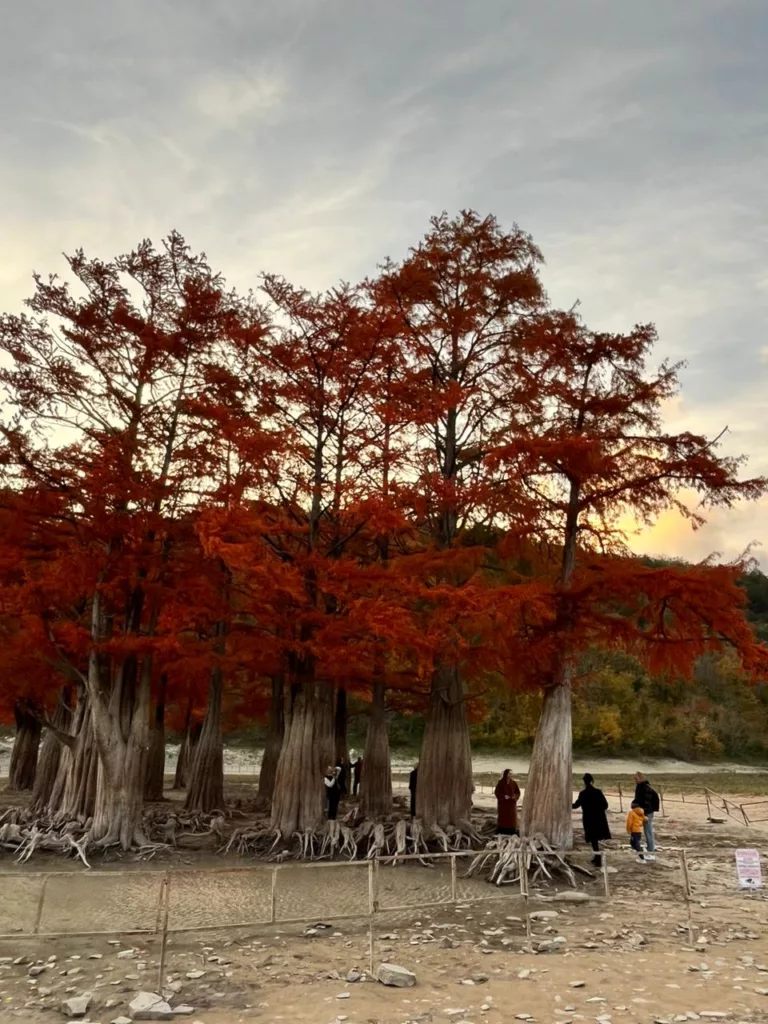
[591,854,602,867]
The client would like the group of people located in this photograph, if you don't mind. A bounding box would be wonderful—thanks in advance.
[494,769,660,864]
[324,757,661,865]
[323,754,364,820]
[323,757,420,820]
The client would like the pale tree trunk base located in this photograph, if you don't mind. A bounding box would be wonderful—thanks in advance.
[30,693,72,813]
[52,699,98,820]
[8,705,42,792]
[173,720,200,790]
[270,683,334,835]
[257,677,284,804]
[91,745,151,850]
[185,669,224,814]
[522,680,573,849]
[359,682,392,819]
[417,665,473,828]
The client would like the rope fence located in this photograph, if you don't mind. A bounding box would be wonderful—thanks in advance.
[0,845,766,994]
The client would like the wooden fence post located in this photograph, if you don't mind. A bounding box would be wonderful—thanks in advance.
[518,848,532,949]
[618,783,624,813]
[450,854,458,905]
[679,850,695,947]
[156,873,171,994]
[270,867,278,924]
[367,860,376,977]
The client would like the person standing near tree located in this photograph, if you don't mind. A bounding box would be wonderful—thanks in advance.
[633,772,659,861]
[408,762,419,819]
[572,773,611,866]
[336,757,348,798]
[324,765,342,821]
[352,756,363,796]
[494,768,521,835]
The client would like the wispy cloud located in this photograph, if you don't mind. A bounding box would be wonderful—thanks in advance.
[1,0,766,564]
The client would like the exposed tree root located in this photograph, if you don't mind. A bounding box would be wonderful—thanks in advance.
[223,814,496,862]
[465,833,593,888]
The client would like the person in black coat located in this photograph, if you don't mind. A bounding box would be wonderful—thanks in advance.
[324,765,342,821]
[572,772,611,866]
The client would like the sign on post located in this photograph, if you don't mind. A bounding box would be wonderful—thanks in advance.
[735,849,763,889]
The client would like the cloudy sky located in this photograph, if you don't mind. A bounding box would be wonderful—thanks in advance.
[3,0,767,567]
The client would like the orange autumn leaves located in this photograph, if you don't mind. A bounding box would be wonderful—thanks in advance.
[0,212,765,732]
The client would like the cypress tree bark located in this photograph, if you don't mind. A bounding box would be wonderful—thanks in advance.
[416,664,473,827]
[270,680,334,834]
[51,693,98,821]
[522,477,580,848]
[184,666,224,813]
[359,682,392,819]
[30,690,72,813]
[144,678,166,801]
[257,675,284,803]
[334,686,348,766]
[521,674,573,847]
[173,702,194,790]
[8,702,42,791]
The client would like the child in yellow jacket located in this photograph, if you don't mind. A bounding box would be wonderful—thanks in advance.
[626,802,647,861]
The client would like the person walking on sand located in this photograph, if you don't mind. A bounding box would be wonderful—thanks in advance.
[633,771,659,861]
[324,765,342,821]
[572,773,611,866]
[494,768,521,836]
[408,762,419,819]
[626,800,648,862]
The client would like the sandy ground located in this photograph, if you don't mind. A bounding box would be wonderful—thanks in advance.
[2,739,767,781]
[2,796,768,1022]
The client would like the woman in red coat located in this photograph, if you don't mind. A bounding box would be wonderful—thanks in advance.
[494,769,521,835]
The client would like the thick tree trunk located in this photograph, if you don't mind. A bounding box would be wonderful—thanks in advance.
[522,674,574,848]
[334,687,348,766]
[89,653,153,849]
[144,686,166,801]
[8,704,42,791]
[523,477,580,848]
[359,682,392,819]
[30,691,72,813]
[270,682,334,835]
[50,695,98,820]
[173,703,194,790]
[184,667,224,813]
[257,675,284,803]
[417,664,473,827]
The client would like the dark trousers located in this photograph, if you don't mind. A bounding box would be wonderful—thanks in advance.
[353,779,360,796]
[590,838,600,852]
[630,832,643,854]
[327,796,340,821]
[410,793,416,818]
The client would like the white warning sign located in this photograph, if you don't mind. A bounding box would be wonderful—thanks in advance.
[735,848,763,889]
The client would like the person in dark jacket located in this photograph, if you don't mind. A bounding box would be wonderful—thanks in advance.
[633,772,659,861]
[324,765,342,821]
[572,773,611,866]
[352,757,363,796]
[408,762,418,818]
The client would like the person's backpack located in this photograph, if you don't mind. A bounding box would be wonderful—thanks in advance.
[648,786,660,813]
